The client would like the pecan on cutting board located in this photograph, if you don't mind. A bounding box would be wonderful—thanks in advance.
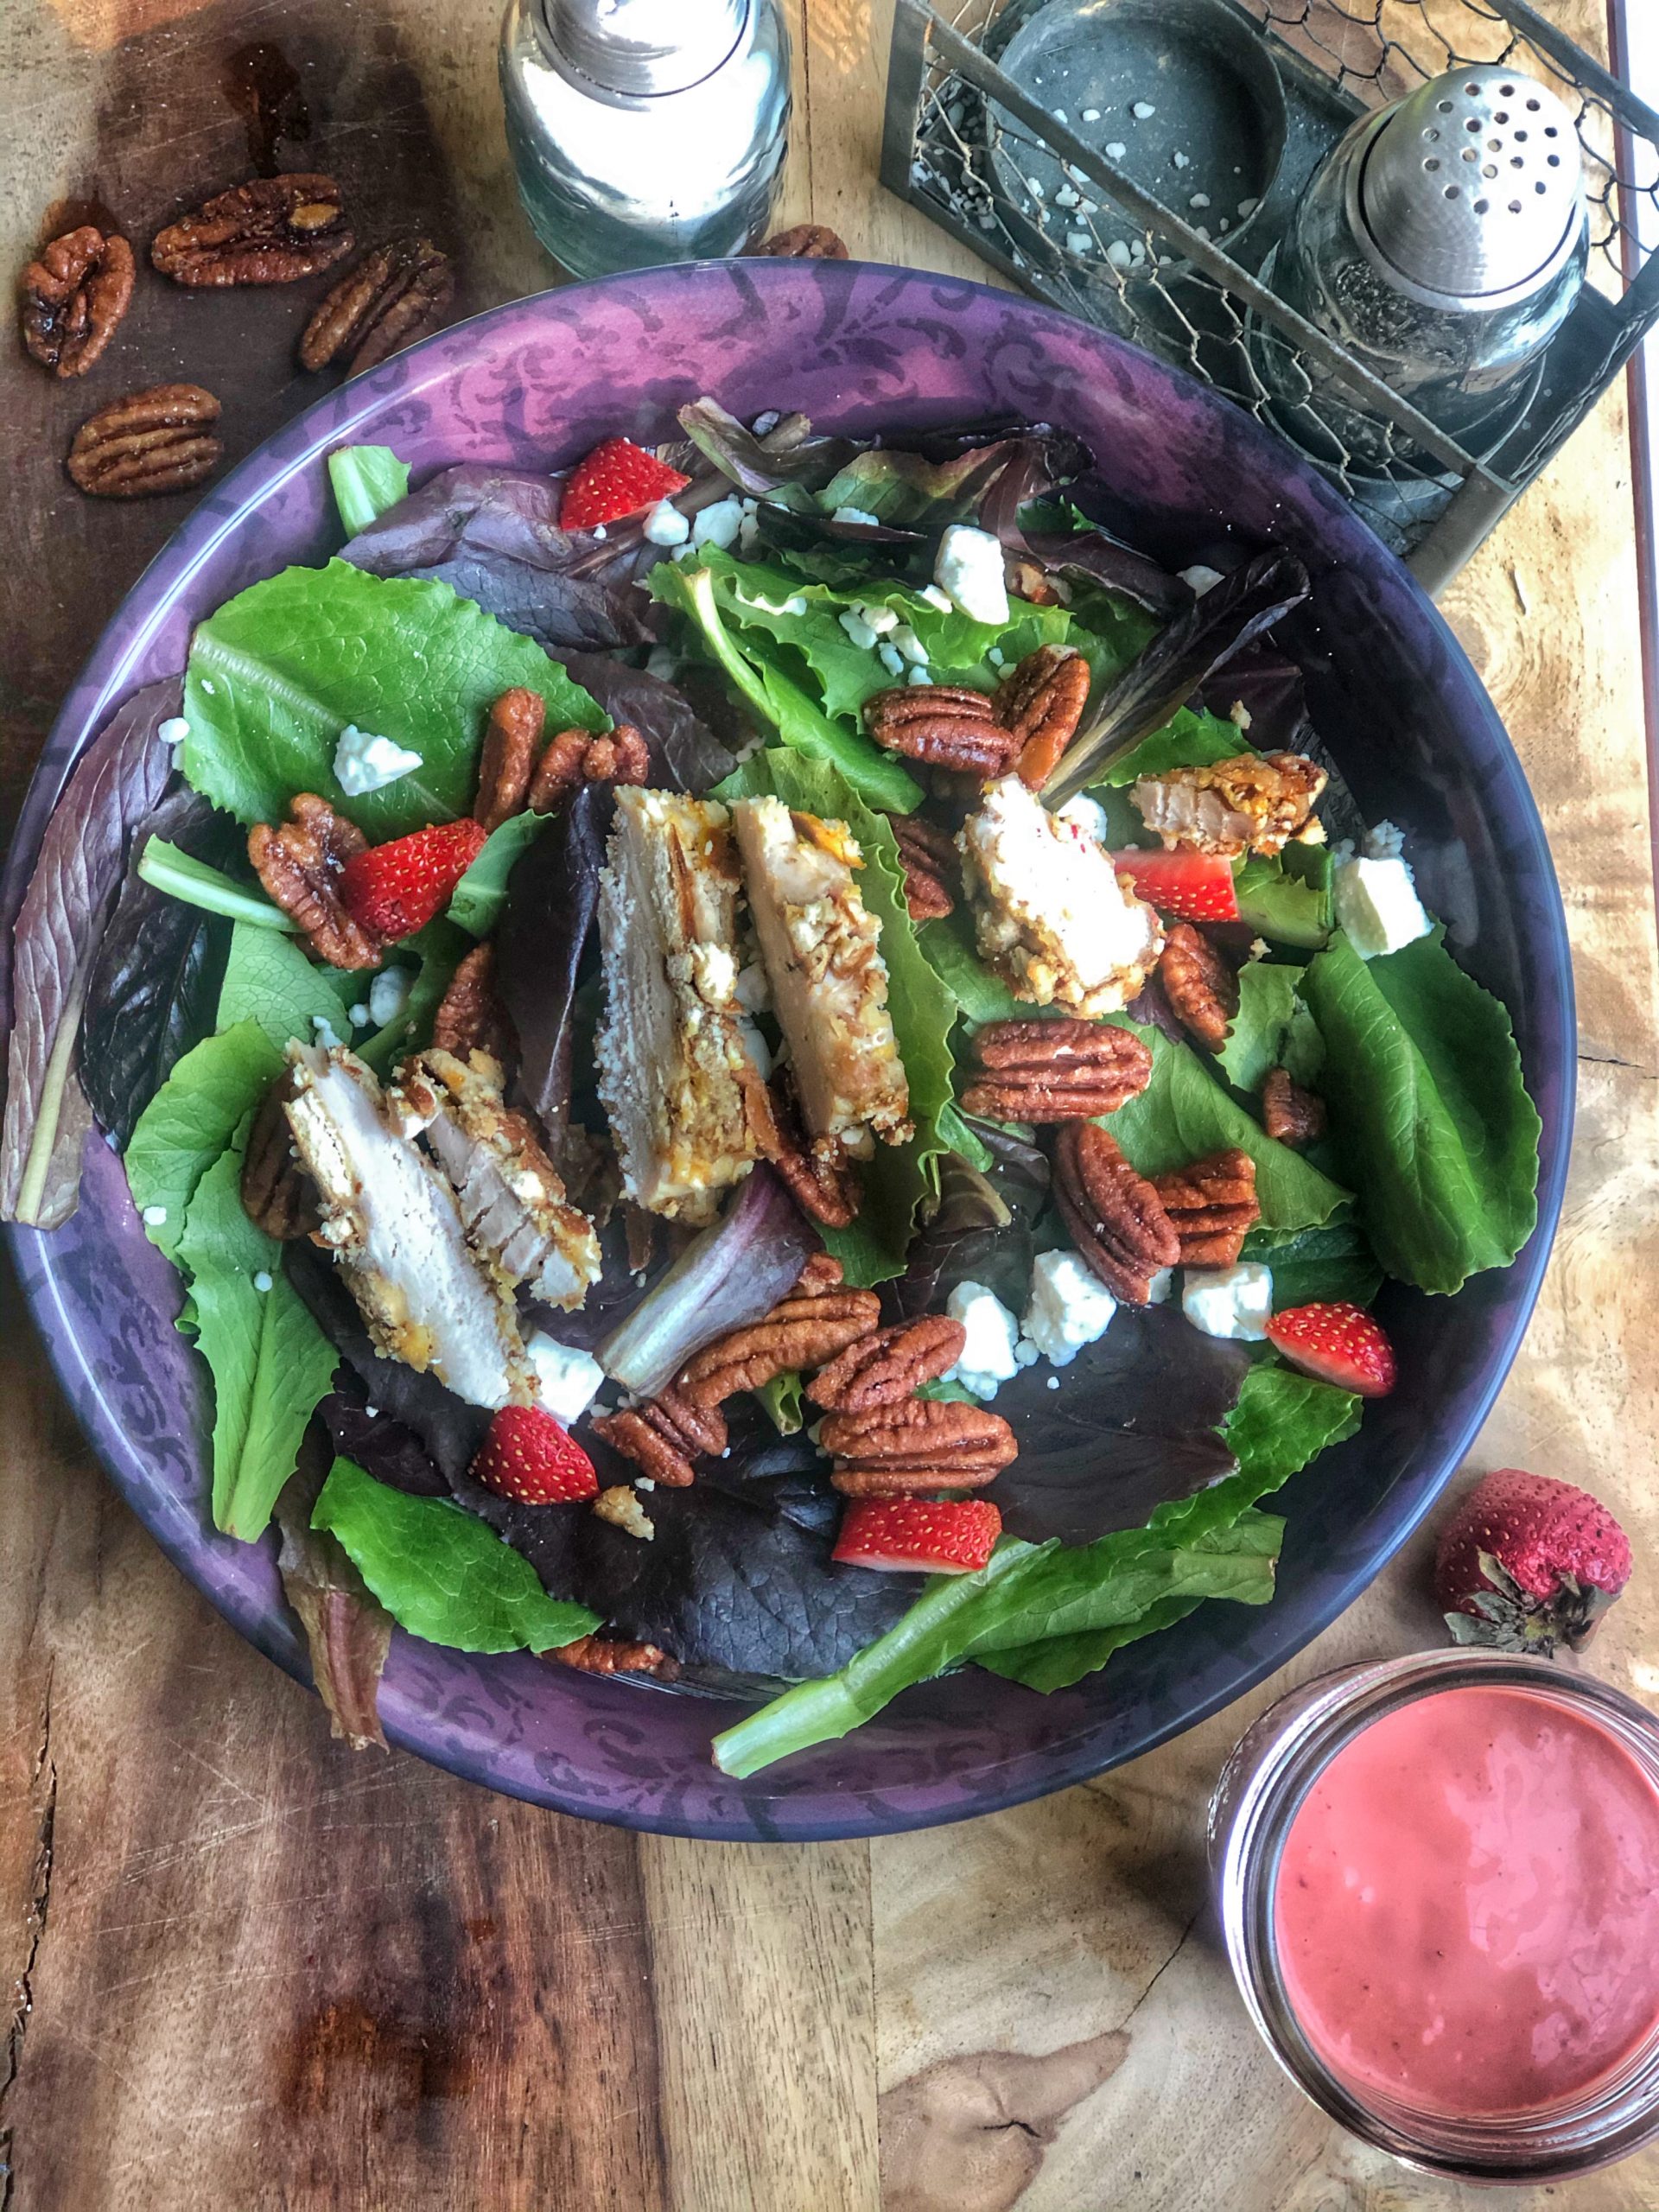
[152,174,352,286]
[747,224,849,259]
[66,382,222,499]
[300,237,454,373]
[20,225,135,377]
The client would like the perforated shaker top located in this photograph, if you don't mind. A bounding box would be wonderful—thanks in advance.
[1357,67,1584,300]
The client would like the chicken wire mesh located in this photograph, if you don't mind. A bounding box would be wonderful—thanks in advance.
[880,0,1659,589]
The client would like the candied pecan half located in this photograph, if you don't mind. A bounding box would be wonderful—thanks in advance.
[748,224,849,259]
[997,645,1090,789]
[431,944,516,1063]
[677,1276,881,1407]
[248,793,384,970]
[66,383,221,499]
[863,687,1019,778]
[1154,1147,1260,1267]
[592,1387,728,1489]
[549,1633,677,1679]
[963,1017,1153,1122]
[890,812,958,920]
[20,226,135,377]
[241,1071,319,1240]
[299,237,454,373]
[1261,1066,1325,1150]
[474,688,547,832]
[823,1396,1017,1495]
[152,174,353,286]
[795,1252,845,1298]
[1159,923,1239,1052]
[805,1316,966,1414]
[757,1072,861,1228]
[1052,1122,1179,1304]
[1005,556,1065,607]
[526,723,651,814]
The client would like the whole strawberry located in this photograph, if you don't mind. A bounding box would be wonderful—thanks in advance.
[472,1405,598,1506]
[1434,1468,1631,1656]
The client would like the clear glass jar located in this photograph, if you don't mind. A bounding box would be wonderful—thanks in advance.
[1210,1649,1659,2183]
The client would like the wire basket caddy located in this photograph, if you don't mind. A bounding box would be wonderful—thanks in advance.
[880,0,1659,591]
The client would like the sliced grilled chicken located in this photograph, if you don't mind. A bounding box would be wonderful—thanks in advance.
[959,774,1164,1018]
[1132,751,1326,859]
[389,1048,601,1312]
[594,787,773,1222]
[730,796,911,1159]
[283,1042,533,1409]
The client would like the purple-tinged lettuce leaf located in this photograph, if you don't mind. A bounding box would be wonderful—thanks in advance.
[550,650,737,793]
[887,1128,1050,1321]
[677,397,859,498]
[1043,552,1312,804]
[493,781,609,1145]
[81,785,237,1148]
[276,1431,393,1751]
[816,438,1038,530]
[2,677,181,1226]
[1022,529,1191,619]
[595,1166,818,1395]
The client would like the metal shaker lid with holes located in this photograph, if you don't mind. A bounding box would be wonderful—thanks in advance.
[1351,70,1585,308]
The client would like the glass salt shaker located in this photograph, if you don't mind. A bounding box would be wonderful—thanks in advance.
[499,0,792,278]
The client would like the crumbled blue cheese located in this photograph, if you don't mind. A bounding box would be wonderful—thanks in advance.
[253,1270,273,1294]
[917,583,954,614]
[1022,1249,1117,1366]
[643,499,690,546]
[1147,1267,1173,1305]
[1179,564,1225,597]
[368,966,414,1028]
[858,602,899,638]
[891,625,929,665]
[692,497,745,550]
[839,608,880,652]
[1182,1262,1274,1341]
[311,1012,344,1049]
[751,409,781,436]
[934,524,1009,627]
[945,1280,1023,1399]
[526,1332,605,1425]
[1055,793,1109,847]
[348,1001,371,1028]
[334,724,423,798]
[1332,855,1431,960]
[156,715,190,750]
[831,505,882,527]
[1363,818,1406,861]
[142,1204,168,1228]
[908,666,933,686]
[878,642,905,678]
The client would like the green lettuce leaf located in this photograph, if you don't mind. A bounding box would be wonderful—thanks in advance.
[755,1371,804,1435]
[355,918,467,1075]
[1216,963,1302,1090]
[1300,928,1541,1294]
[138,837,296,931]
[216,920,353,1048]
[742,747,962,1284]
[182,561,607,837]
[448,811,544,937]
[1096,706,1246,787]
[711,1360,1357,1775]
[978,1515,1282,1691]
[328,444,411,537]
[1242,1216,1383,1309]
[313,1458,599,1653]
[916,913,1027,1025]
[1104,1021,1348,1231]
[656,560,922,812]
[176,1135,339,1539]
[1233,849,1333,949]
[124,1020,282,1263]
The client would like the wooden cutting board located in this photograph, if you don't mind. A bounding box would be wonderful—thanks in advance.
[1,0,1656,2205]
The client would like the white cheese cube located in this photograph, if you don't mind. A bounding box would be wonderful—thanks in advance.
[526,1333,605,1426]
[945,1280,1022,1400]
[1181,1262,1274,1342]
[934,524,1009,627]
[334,725,423,797]
[1332,855,1432,961]
[691,497,745,550]
[643,499,690,545]
[1022,1249,1117,1366]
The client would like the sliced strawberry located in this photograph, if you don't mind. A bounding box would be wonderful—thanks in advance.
[339,817,489,941]
[558,436,690,531]
[832,1497,1001,1575]
[471,1405,599,1506]
[1111,847,1240,924]
[1265,1300,1396,1397]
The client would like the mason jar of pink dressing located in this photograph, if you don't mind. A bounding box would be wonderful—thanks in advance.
[1209,1649,1659,2181]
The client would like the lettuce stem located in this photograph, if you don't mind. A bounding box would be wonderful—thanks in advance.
[138,838,296,931]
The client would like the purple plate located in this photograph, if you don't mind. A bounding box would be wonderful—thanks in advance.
[1,261,1572,1840]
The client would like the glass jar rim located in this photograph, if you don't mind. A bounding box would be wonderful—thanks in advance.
[1211,1649,1659,2183]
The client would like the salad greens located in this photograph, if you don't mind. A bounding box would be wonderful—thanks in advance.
[712,1362,1357,1775]
[313,1458,600,1652]
[1216,963,1304,1092]
[125,1020,283,1265]
[1301,929,1541,1294]
[328,444,412,537]
[448,812,546,936]
[1233,849,1333,950]
[138,837,297,931]
[183,562,609,837]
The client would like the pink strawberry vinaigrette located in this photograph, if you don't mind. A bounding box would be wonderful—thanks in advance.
[1273,1683,1659,2117]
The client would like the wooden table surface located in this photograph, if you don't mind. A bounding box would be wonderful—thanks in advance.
[3,0,1656,2205]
